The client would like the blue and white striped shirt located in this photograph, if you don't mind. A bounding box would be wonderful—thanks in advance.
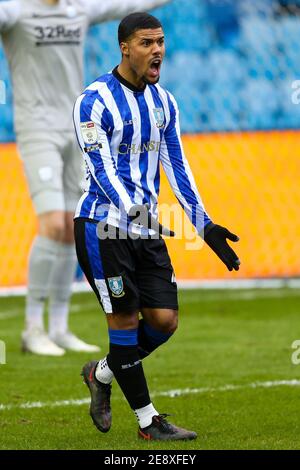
[73,67,211,234]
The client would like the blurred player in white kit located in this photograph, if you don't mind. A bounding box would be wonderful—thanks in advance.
[0,0,170,356]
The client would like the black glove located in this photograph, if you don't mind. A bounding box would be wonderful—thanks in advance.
[204,222,240,271]
[128,204,175,237]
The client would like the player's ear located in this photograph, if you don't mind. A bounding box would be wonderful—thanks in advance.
[120,41,129,57]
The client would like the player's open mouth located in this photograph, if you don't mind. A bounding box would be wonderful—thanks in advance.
[149,59,162,78]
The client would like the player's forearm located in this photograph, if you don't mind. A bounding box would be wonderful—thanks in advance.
[107,0,171,15]
[161,153,211,232]
[88,0,171,25]
[175,163,212,231]
[173,184,211,233]
[117,0,170,17]
[134,0,171,10]
[0,1,21,32]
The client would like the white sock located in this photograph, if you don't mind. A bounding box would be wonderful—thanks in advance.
[48,302,69,337]
[134,403,159,429]
[95,357,114,384]
[25,299,44,332]
[25,236,60,332]
[48,243,77,336]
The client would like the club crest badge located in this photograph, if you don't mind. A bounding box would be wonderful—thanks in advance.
[153,107,165,129]
[108,276,125,298]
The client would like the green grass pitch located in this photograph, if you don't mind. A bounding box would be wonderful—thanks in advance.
[0,288,300,450]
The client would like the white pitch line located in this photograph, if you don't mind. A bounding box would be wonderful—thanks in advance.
[152,380,300,398]
[0,303,96,321]
[1,278,300,297]
[0,380,300,412]
[0,311,21,320]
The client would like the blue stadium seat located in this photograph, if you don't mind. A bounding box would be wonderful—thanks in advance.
[208,49,245,85]
[240,79,279,129]
[161,52,208,89]
[171,84,203,133]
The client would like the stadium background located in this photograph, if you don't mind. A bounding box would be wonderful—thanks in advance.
[0,0,300,287]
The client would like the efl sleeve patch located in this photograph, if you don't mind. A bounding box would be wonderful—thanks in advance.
[80,121,99,145]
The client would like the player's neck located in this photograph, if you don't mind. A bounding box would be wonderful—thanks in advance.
[117,63,146,91]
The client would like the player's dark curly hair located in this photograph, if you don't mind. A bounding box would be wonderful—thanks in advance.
[118,12,162,44]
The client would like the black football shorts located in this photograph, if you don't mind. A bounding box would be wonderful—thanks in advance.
[74,218,178,314]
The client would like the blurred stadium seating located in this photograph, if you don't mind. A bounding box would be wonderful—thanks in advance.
[1,0,300,137]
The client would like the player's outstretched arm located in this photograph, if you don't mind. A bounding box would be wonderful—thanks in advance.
[160,91,241,270]
[83,0,171,26]
[160,91,212,234]
[0,1,21,33]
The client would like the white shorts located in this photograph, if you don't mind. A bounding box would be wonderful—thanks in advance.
[17,131,84,215]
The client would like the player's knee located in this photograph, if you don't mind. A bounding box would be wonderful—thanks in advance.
[107,311,139,331]
[38,212,66,241]
[165,313,178,334]
[44,221,65,241]
[156,311,178,335]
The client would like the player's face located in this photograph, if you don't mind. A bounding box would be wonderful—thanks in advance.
[127,28,165,85]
